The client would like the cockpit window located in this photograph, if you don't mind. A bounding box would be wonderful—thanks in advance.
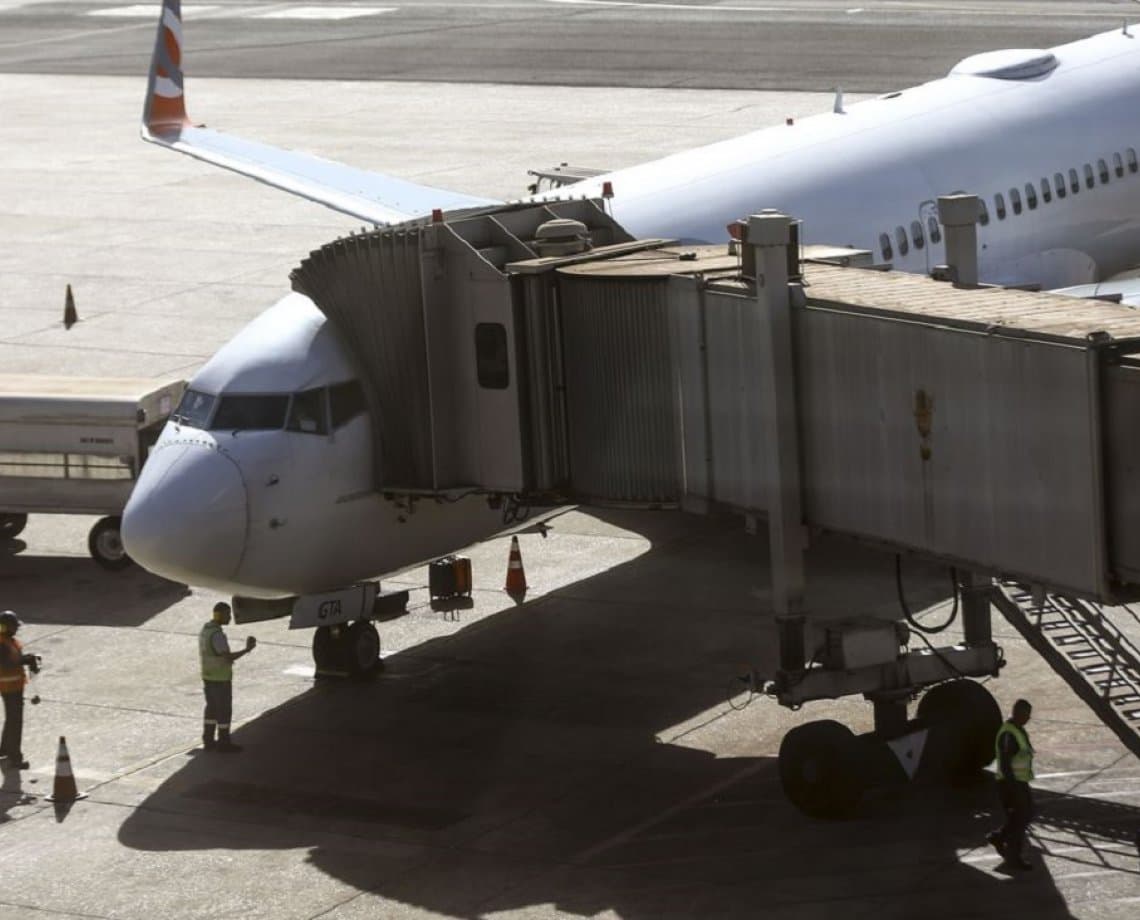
[211,395,289,431]
[173,389,216,429]
[287,388,328,435]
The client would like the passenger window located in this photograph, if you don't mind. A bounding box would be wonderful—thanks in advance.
[211,395,289,431]
[927,216,941,245]
[910,220,924,250]
[1040,178,1051,203]
[1098,159,1110,184]
[1128,148,1138,173]
[173,389,215,429]
[287,388,328,435]
[1009,188,1022,215]
[879,232,893,261]
[1069,168,1080,193]
[1115,152,1125,178]
[977,198,990,226]
[1024,183,1037,210]
[895,226,909,257]
[1084,164,1095,189]
[330,380,367,428]
[1054,173,1066,199]
[475,323,510,389]
[994,193,1006,220]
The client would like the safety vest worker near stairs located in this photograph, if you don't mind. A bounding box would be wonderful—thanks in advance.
[987,699,1036,872]
[199,602,256,753]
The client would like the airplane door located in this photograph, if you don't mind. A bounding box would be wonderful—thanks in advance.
[919,200,941,275]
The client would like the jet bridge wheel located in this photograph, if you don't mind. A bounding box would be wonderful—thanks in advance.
[916,679,1001,780]
[88,516,132,571]
[778,720,866,819]
[0,513,27,539]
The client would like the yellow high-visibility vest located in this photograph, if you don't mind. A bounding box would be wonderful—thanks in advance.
[995,721,1034,782]
[199,622,232,682]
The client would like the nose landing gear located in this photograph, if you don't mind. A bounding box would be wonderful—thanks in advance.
[312,620,382,680]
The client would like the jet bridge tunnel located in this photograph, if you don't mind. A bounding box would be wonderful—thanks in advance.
[290,199,1140,607]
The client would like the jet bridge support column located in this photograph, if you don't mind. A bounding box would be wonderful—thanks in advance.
[937,194,980,288]
[747,213,806,654]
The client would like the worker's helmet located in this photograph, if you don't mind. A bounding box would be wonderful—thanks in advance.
[0,610,21,634]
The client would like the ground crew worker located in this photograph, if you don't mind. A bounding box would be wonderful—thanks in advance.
[200,602,255,753]
[987,698,1035,871]
[0,610,38,770]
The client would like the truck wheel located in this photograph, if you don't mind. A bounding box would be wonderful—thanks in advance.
[916,679,1001,778]
[88,516,132,571]
[345,620,381,680]
[779,720,865,819]
[0,513,27,539]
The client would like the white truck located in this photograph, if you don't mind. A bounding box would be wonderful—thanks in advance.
[0,375,186,569]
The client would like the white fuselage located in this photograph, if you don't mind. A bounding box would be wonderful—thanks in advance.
[124,27,1140,598]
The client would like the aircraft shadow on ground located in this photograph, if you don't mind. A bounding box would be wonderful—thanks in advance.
[0,543,189,628]
[116,510,1084,918]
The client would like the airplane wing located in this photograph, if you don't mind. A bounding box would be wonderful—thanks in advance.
[141,0,501,226]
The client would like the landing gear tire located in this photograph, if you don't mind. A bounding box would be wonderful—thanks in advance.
[779,719,865,819]
[312,625,341,674]
[312,622,381,679]
[916,679,1001,780]
[345,620,381,680]
[0,513,27,540]
[88,516,131,571]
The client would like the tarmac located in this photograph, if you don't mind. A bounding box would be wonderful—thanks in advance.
[0,73,1138,919]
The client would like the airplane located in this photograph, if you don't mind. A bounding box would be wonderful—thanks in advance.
[122,0,1140,671]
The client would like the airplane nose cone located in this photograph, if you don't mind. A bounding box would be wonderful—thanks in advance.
[123,442,247,587]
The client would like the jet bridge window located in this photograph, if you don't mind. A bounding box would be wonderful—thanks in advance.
[475,323,510,389]
[1040,178,1051,204]
[926,216,942,244]
[1009,188,1022,215]
[173,389,216,429]
[994,193,1006,220]
[211,395,289,431]
[1024,183,1037,210]
[1069,168,1080,194]
[330,380,367,428]
[287,388,328,435]
[1115,152,1125,178]
[1098,159,1110,184]
[895,226,909,257]
[1054,173,1066,199]
[910,220,924,250]
[1083,164,1095,190]
[879,232,893,261]
[1128,148,1138,173]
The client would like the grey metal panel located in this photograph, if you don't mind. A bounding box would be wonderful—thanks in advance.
[796,307,1105,595]
[515,273,569,491]
[559,275,680,503]
[1104,364,1140,584]
[667,276,710,509]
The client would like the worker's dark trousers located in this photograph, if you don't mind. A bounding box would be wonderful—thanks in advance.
[1,691,24,760]
[994,779,1034,858]
[202,680,232,745]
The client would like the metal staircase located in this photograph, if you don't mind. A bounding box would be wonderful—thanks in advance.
[993,585,1140,759]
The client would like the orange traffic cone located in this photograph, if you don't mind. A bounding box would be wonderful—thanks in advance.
[46,736,87,802]
[504,535,527,594]
[63,284,78,330]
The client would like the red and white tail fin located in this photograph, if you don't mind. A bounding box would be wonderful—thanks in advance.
[142,0,189,134]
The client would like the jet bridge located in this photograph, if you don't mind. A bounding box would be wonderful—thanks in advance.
[291,199,1140,813]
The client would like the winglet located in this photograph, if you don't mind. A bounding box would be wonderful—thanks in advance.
[143,0,190,135]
